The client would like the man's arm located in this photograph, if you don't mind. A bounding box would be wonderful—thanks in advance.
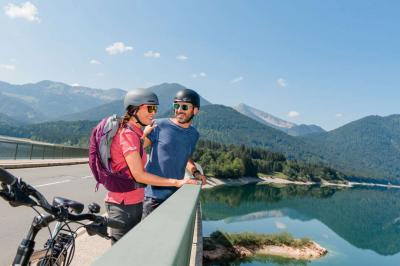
[186,158,207,185]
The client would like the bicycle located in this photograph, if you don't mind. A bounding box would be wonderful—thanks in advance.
[0,168,124,266]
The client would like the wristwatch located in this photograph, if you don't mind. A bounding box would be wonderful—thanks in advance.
[193,169,201,177]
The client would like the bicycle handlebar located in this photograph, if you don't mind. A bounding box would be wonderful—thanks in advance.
[0,168,125,230]
[0,168,17,185]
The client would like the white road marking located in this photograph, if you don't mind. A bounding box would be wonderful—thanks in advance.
[34,179,71,188]
[81,175,93,179]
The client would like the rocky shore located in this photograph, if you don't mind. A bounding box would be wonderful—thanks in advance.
[202,175,400,190]
[203,231,328,263]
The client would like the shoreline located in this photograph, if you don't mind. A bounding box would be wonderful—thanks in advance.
[202,176,400,189]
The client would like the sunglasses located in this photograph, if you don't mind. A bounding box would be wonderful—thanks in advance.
[145,105,158,113]
[173,103,192,111]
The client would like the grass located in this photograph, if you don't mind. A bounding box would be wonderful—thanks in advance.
[208,231,312,249]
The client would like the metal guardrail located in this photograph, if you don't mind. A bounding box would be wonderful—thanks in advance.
[0,136,88,160]
[93,185,202,266]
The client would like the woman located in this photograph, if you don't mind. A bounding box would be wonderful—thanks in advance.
[105,89,196,243]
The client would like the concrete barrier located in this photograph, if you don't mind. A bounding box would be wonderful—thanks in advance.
[93,185,202,266]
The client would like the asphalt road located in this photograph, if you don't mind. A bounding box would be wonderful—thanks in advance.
[0,164,107,266]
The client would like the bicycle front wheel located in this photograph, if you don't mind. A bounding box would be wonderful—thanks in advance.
[29,249,65,266]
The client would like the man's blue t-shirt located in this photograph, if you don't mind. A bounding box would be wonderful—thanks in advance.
[145,118,199,200]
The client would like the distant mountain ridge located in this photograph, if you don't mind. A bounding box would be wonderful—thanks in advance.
[60,83,212,121]
[235,103,325,136]
[0,80,126,122]
[302,114,400,179]
[193,104,319,161]
[1,79,400,181]
[0,112,18,126]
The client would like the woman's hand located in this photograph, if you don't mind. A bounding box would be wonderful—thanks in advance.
[175,177,198,187]
[142,122,156,139]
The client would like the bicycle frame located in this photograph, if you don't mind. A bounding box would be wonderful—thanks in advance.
[0,168,123,266]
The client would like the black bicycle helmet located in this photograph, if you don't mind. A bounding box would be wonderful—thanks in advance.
[174,89,200,108]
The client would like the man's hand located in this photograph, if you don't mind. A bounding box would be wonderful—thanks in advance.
[194,172,207,185]
[176,177,198,187]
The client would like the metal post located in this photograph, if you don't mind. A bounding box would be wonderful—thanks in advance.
[14,143,19,160]
[29,144,33,160]
[61,146,64,159]
[42,146,45,159]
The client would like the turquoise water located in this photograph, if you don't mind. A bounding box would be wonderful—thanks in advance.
[200,184,400,266]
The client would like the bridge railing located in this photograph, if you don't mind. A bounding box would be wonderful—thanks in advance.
[93,185,202,266]
[0,136,88,160]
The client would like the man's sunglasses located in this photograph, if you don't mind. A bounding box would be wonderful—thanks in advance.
[173,103,192,111]
[145,105,158,113]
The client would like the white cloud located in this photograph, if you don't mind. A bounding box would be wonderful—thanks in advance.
[4,2,40,22]
[275,221,287,229]
[105,42,133,55]
[191,72,207,78]
[288,111,300,118]
[277,78,287,88]
[336,113,343,118]
[96,72,104,77]
[70,83,80,87]
[231,76,243,83]
[176,55,188,61]
[89,59,101,65]
[0,64,16,71]
[144,50,160,58]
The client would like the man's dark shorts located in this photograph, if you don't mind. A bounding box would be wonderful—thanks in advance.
[142,197,165,219]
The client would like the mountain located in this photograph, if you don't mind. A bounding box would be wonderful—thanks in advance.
[2,102,400,180]
[234,103,325,136]
[289,124,326,136]
[0,120,98,146]
[60,83,212,121]
[0,112,20,126]
[0,80,126,122]
[303,115,400,179]
[193,104,321,161]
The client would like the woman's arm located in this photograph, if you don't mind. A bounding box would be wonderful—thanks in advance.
[125,151,196,187]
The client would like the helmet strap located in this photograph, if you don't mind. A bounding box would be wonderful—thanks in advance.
[129,107,148,127]
[134,114,147,127]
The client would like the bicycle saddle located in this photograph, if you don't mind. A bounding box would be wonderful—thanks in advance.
[52,197,84,214]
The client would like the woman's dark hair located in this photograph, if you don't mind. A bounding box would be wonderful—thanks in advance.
[120,105,139,128]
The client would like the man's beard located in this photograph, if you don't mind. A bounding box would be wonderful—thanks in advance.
[175,112,193,124]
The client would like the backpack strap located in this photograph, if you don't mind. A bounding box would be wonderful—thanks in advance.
[124,124,144,158]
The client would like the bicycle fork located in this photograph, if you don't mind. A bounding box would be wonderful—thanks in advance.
[12,214,55,266]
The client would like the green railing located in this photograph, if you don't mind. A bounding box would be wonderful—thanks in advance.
[0,136,87,160]
[93,185,202,266]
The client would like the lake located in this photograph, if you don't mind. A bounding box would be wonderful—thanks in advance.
[200,183,400,266]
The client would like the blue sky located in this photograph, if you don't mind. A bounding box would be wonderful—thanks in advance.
[0,0,399,130]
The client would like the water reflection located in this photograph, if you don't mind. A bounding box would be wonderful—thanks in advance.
[201,184,400,256]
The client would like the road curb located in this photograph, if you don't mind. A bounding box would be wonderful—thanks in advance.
[0,159,88,169]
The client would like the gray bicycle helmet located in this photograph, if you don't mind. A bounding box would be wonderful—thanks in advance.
[124,89,159,110]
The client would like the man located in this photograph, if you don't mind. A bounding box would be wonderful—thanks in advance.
[142,88,206,218]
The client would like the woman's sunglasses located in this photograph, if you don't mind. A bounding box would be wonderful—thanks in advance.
[145,105,158,113]
[173,103,192,111]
